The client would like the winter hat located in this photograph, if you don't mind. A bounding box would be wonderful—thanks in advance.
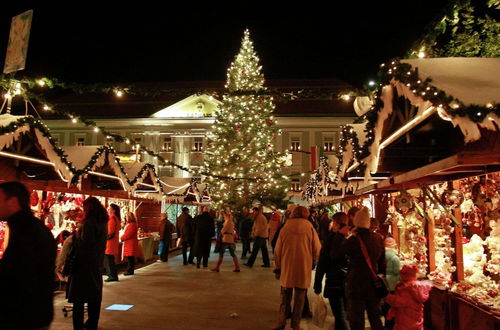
[400,264,418,282]
[353,206,371,229]
[384,237,397,249]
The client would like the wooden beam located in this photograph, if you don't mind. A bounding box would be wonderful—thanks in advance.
[452,180,464,282]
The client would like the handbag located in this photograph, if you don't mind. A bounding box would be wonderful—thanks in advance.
[357,236,389,298]
[312,293,328,328]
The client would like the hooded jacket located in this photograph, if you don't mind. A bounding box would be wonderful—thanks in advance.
[385,280,431,330]
[274,217,321,289]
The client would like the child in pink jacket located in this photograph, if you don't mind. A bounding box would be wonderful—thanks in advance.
[385,264,432,330]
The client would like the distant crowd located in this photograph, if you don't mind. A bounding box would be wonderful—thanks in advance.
[0,181,431,330]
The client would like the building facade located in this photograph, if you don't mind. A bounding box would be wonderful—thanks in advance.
[44,80,356,192]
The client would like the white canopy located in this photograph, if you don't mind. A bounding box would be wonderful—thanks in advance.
[402,58,500,106]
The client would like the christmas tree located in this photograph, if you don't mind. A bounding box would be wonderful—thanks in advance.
[204,29,289,209]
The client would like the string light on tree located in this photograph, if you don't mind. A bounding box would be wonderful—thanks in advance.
[204,29,289,209]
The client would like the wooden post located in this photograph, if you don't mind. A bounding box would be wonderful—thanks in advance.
[452,181,465,282]
[426,209,436,272]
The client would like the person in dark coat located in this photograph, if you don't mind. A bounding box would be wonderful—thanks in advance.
[159,214,174,262]
[176,207,194,265]
[336,206,386,330]
[192,207,215,268]
[237,207,253,259]
[67,197,108,330]
[317,210,332,244]
[0,182,57,330]
[314,212,349,330]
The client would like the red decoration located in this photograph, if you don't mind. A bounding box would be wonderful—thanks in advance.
[268,119,273,124]
[272,135,276,139]
[30,191,39,207]
[260,98,265,103]
[236,126,241,131]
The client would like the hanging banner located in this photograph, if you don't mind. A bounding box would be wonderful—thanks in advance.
[310,146,318,171]
[3,10,33,74]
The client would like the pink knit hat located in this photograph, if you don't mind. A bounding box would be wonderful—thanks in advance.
[384,237,397,249]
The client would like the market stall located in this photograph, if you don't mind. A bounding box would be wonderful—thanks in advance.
[0,114,167,264]
[304,58,500,328]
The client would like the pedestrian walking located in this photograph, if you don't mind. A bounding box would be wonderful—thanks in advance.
[159,214,174,262]
[67,197,108,330]
[244,207,270,268]
[272,206,321,330]
[176,207,194,265]
[105,203,120,282]
[237,207,253,259]
[336,206,386,330]
[192,207,215,268]
[0,182,57,330]
[211,212,240,272]
[314,212,349,330]
[121,212,139,275]
[317,211,332,244]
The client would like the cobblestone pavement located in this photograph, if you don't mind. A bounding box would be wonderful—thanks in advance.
[51,245,350,329]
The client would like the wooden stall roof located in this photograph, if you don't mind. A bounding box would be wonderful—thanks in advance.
[359,150,500,195]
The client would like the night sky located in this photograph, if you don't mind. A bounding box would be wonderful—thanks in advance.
[1,2,450,87]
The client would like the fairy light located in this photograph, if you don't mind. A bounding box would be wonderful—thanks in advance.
[418,51,426,58]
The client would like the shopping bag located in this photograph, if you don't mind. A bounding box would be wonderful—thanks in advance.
[312,294,327,328]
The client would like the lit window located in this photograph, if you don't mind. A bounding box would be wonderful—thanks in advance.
[324,135,335,152]
[162,137,173,151]
[290,136,301,151]
[76,137,85,146]
[193,137,203,152]
[291,180,301,192]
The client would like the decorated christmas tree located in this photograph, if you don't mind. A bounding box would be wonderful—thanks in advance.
[204,29,289,209]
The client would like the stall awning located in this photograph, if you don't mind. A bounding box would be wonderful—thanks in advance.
[359,151,500,195]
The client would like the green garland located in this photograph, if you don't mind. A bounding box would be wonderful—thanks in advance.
[378,59,500,121]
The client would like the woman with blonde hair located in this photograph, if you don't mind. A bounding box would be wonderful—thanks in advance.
[120,212,139,276]
[211,212,241,272]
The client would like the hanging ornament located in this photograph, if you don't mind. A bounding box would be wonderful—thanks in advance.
[268,119,273,124]
[442,189,464,208]
[395,190,414,214]
[235,126,241,131]
[272,135,276,139]
[260,98,265,103]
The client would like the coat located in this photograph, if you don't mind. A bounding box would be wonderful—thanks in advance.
[121,222,139,257]
[252,213,269,238]
[274,218,321,289]
[318,214,331,243]
[67,219,107,303]
[385,248,401,291]
[339,228,386,300]
[221,218,235,244]
[238,214,253,239]
[105,215,120,255]
[0,210,57,329]
[176,212,192,243]
[313,231,348,298]
[385,281,431,330]
[192,212,215,257]
[159,218,173,241]
[268,215,281,244]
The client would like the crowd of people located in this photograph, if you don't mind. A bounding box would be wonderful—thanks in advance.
[0,180,431,330]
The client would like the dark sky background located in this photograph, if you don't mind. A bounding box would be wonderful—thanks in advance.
[1,2,450,87]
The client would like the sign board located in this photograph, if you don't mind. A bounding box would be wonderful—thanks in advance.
[3,10,33,74]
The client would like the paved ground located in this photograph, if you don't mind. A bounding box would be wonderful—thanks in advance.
[51,245,340,330]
